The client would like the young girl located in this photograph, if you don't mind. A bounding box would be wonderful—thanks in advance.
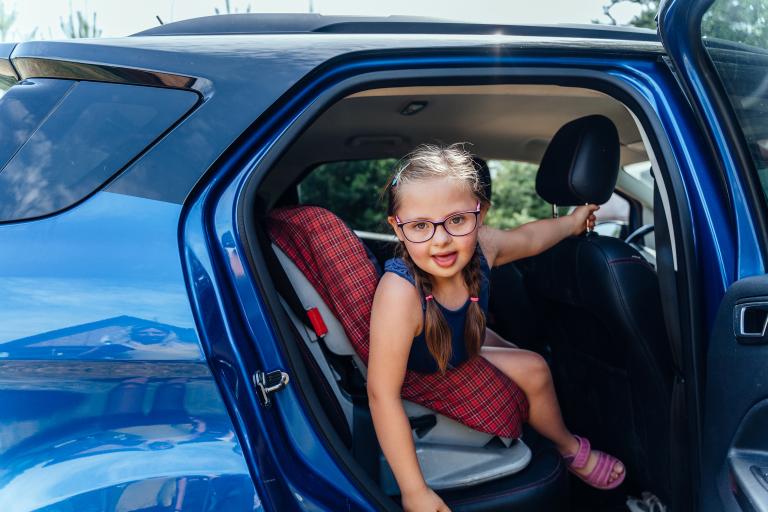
[368,144,625,512]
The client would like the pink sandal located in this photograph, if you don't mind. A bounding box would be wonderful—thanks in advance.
[564,435,625,490]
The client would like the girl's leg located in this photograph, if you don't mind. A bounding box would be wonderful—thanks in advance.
[480,345,624,483]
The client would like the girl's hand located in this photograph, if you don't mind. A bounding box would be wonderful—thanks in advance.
[402,487,451,512]
[568,204,600,235]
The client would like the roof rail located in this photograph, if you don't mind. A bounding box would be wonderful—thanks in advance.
[133,13,658,41]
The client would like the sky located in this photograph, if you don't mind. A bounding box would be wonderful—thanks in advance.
[4,0,645,40]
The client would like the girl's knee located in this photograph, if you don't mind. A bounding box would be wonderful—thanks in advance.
[523,352,552,390]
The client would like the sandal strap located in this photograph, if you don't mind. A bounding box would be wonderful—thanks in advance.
[569,435,591,469]
[587,451,618,486]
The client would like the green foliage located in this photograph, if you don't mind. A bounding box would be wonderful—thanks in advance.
[485,161,552,229]
[298,159,550,234]
[60,10,101,39]
[702,0,768,48]
[298,159,397,233]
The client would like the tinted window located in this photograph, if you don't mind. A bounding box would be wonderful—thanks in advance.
[701,2,768,204]
[298,159,397,233]
[0,79,73,170]
[0,80,198,221]
[298,158,554,233]
[485,160,550,229]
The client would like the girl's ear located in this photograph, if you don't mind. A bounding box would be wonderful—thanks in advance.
[479,203,490,224]
[387,216,404,241]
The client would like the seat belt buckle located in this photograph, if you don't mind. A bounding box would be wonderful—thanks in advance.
[306,307,328,338]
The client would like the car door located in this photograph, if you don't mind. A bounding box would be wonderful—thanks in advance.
[658,0,768,510]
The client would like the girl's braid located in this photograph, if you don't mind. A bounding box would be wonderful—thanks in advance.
[461,248,485,358]
[399,244,453,373]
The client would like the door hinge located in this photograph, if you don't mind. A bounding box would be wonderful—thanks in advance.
[253,369,290,408]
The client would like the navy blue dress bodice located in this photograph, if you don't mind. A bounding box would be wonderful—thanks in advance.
[383,248,491,374]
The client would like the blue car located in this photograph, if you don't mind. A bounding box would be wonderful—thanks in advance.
[0,0,766,510]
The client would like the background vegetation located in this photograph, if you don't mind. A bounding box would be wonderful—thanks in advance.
[299,159,550,232]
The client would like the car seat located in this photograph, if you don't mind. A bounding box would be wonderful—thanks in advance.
[265,205,569,510]
[523,114,674,500]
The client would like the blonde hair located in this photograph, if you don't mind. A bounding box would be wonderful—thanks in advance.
[385,143,490,373]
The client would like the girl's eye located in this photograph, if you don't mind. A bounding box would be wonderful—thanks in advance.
[413,222,428,231]
[449,215,466,225]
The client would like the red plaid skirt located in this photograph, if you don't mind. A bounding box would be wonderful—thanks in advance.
[268,206,528,438]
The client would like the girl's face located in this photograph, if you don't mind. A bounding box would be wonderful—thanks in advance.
[388,177,485,282]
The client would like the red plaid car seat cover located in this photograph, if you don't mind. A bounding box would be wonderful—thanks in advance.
[267,205,528,437]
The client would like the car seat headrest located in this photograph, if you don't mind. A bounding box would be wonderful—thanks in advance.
[535,115,620,206]
[267,206,378,362]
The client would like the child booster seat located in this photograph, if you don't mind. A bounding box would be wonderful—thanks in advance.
[267,205,536,492]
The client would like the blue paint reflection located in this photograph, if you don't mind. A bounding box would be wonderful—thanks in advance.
[0,362,259,511]
[0,191,202,361]
[0,316,199,360]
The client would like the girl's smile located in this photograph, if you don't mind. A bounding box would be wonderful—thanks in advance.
[431,251,458,268]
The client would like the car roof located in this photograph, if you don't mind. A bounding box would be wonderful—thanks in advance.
[134,13,659,43]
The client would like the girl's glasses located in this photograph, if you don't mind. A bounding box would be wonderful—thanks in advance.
[395,202,481,243]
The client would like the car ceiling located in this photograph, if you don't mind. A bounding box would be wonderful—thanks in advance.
[272,84,648,177]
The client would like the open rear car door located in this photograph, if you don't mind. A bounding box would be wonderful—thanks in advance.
[659,0,768,510]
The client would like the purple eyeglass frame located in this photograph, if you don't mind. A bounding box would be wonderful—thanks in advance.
[395,201,481,243]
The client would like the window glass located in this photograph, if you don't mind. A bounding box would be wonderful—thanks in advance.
[298,158,631,237]
[700,1,768,203]
[0,80,198,222]
[484,160,551,229]
[0,79,74,171]
[298,159,397,233]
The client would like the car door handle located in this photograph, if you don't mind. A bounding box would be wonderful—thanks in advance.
[736,302,768,344]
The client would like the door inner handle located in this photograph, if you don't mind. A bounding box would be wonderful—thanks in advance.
[736,302,768,344]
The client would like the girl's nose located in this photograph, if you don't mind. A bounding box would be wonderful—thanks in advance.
[432,224,452,245]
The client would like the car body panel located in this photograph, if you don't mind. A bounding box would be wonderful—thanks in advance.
[0,191,259,509]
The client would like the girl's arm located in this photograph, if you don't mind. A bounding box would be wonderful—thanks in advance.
[480,204,598,267]
[368,273,450,512]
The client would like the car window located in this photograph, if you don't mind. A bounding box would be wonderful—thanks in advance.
[299,158,630,236]
[484,160,551,229]
[297,159,397,234]
[700,3,768,204]
[0,79,198,222]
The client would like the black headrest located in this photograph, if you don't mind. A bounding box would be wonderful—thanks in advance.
[471,156,492,201]
[535,115,619,205]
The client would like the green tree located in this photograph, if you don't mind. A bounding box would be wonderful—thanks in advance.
[298,159,396,233]
[60,9,101,39]
[485,161,552,230]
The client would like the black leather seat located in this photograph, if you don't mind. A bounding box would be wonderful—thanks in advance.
[522,115,674,500]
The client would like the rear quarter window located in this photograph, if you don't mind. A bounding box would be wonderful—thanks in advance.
[0,79,198,222]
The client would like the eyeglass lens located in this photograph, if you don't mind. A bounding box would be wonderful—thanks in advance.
[402,212,477,242]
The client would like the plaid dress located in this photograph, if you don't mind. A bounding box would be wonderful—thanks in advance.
[268,205,529,438]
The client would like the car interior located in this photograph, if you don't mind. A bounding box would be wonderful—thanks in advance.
[248,83,675,511]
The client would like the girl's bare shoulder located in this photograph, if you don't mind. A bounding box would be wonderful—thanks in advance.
[371,272,422,337]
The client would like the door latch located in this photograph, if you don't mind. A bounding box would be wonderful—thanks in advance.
[253,370,290,407]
